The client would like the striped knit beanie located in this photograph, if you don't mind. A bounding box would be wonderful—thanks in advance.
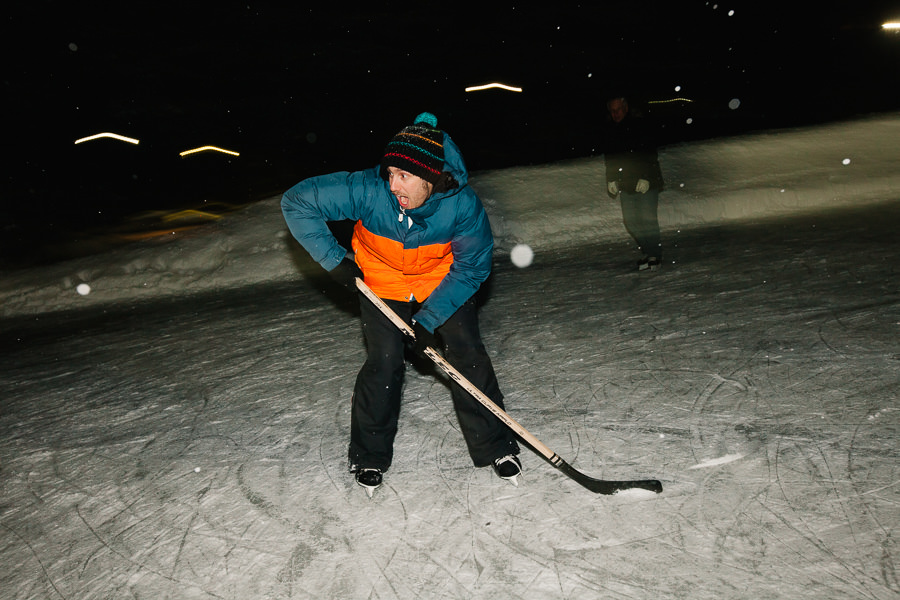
[380,112,445,185]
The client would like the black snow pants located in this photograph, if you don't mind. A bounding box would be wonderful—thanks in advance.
[348,295,520,472]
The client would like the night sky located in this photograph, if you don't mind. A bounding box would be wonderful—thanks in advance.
[3,1,899,263]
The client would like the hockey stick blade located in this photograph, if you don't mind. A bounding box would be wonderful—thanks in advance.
[555,459,663,495]
[355,278,663,496]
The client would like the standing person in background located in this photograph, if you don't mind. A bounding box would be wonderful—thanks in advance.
[281,112,521,497]
[603,96,665,271]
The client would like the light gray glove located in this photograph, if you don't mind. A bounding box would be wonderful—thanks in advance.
[635,179,650,194]
[607,181,619,195]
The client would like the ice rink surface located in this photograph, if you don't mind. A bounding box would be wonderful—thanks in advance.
[1,116,898,599]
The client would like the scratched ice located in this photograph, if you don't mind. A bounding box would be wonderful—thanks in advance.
[1,115,898,599]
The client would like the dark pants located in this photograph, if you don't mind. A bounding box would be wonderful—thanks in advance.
[620,189,661,258]
[349,295,520,472]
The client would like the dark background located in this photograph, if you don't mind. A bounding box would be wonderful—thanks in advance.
[3,1,899,267]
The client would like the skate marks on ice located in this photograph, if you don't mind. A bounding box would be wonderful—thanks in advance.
[479,207,899,598]
[0,204,898,599]
[490,350,898,599]
[687,453,745,469]
[0,289,360,599]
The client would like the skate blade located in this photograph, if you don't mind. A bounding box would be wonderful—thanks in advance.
[358,482,378,498]
[501,474,519,487]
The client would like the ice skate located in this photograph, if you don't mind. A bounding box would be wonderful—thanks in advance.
[638,256,660,271]
[492,454,522,487]
[355,468,383,498]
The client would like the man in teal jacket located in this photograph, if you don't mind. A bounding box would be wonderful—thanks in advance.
[282,113,521,496]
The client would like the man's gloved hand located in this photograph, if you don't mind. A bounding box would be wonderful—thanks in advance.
[635,179,650,194]
[328,256,364,290]
[411,320,439,358]
[607,181,619,196]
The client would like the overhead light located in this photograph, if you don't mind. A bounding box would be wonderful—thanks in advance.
[465,83,523,93]
[74,132,140,145]
[179,146,240,157]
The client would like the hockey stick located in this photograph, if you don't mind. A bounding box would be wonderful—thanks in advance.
[355,278,663,495]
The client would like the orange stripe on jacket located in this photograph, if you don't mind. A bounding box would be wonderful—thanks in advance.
[352,221,453,302]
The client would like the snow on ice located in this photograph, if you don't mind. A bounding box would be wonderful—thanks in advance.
[2,114,898,318]
[1,114,898,599]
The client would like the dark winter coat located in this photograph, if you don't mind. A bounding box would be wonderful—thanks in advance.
[603,114,665,197]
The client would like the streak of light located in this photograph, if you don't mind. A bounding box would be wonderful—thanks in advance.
[74,132,140,145]
[179,146,240,157]
[465,83,523,93]
[114,226,203,241]
[160,209,222,223]
[883,22,900,30]
[648,98,694,104]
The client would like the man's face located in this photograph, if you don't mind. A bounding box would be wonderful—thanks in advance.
[608,98,628,123]
[387,166,433,210]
